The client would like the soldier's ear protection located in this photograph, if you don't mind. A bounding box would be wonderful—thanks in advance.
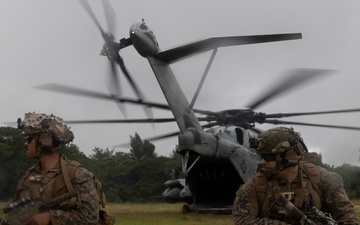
[287,137,302,156]
[288,137,297,147]
[37,119,53,151]
[38,132,53,150]
[287,137,308,155]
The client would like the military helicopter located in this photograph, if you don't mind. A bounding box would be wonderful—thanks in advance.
[36,0,360,213]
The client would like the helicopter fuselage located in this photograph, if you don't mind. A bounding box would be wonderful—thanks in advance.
[129,20,259,210]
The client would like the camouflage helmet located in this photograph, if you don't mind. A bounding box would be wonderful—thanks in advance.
[254,127,307,165]
[18,112,74,144]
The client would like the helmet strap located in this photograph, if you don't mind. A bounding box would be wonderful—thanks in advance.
[34,137,42,158]
[52,143,63,151]
[259,160,283,177]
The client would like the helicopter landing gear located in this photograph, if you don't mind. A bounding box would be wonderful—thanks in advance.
[182,204,192,214]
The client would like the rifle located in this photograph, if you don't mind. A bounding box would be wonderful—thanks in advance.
[274,193,338,225]
[0,193,74,225]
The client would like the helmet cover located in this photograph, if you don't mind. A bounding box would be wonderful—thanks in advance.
[255,127,307,164]
[19,112,74,144]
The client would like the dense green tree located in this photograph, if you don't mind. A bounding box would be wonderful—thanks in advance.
[333,163,360,198]
[119,157,176,202]
[0,127,34,200]
[61,143,91,167]
[0,126,357,203]
[129,133,143,160]
[129,133,156,160]
[142,140,156,159]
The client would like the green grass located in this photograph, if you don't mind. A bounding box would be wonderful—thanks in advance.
[352,199,360,219]
[0,200,359,225]
[106,200,360,225]
[107,202,233,225]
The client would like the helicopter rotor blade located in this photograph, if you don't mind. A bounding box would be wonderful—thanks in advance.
[66,118,176,124]
[79,0,146,116]
[78,0,117,53]
[247,68,334,110]
[34,83,212,113]
[264,119,360,131]
[78,0,105,35]
[98,0,144,102]
[65,117,209,124]
[105,61,129,117]
[102,0,116,36]
[35,83,117,101]
[110,53,154,123]
[155,33,302,64]
[265,108,360,119]
[101,0,149,117]
[79,0,122,99]
[106,52,122,97]
[112,54,146,102]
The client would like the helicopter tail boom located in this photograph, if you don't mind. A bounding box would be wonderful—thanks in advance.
[147,57,202,134]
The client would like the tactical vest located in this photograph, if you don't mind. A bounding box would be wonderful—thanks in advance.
[14,156,82,207]
[14,155,115,225]
[255,161,325,220]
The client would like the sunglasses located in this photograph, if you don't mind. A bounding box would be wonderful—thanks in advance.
[26,136,35,143]
[260,154,277,162]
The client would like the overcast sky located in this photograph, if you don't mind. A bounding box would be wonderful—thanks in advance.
[1,0,360,167]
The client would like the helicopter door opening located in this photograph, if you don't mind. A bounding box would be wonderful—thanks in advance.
[186,154,244,207]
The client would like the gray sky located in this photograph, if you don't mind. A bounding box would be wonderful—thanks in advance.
[1,0,360,167]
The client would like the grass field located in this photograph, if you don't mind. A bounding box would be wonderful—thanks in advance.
[0,200,359,225]
[106,200,360,225]
[107,203,233,225]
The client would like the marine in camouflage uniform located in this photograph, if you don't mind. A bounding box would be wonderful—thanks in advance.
[13,112,99,225]
[233,127,359,225]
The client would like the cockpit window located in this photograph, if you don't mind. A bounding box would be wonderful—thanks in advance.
[140,24,148,30]
[145,33,158,46]
[235,128,244,145]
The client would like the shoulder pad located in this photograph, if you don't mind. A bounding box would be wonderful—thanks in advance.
[67,160,82,169]
[62,155,82,167]
[73,167,94,184]
[318,167,343,190]
[300,162,320,182]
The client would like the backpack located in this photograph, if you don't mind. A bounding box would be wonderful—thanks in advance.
[60,156,115,225]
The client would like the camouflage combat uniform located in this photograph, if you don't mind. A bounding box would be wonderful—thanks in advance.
[14,155,99,225]
[233,161,360,225]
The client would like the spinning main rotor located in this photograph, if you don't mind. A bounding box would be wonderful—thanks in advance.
[36,67,360,142]
[35,0,360,142]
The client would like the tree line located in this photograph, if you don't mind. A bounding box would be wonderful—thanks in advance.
[0,126,181,202]
[0,126,359,203]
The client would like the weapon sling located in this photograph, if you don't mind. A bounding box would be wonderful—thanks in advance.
[60,157,78,208]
